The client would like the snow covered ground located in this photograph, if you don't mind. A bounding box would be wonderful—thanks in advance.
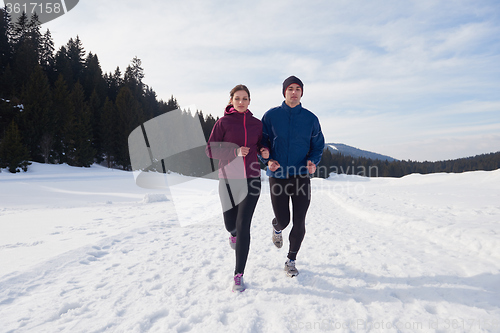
[1,163,499,333]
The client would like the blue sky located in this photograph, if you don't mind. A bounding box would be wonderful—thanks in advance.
[34,0,500,161]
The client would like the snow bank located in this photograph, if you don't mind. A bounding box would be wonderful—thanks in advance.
[142,193,169,203]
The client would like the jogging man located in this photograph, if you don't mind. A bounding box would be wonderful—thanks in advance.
[261,75,324,277]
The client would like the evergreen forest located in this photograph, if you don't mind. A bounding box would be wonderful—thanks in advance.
[0,9,217,173]
[315,150,500,178]
[1,8,498,177]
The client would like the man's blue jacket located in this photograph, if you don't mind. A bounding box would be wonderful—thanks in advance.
[261,102,324,178]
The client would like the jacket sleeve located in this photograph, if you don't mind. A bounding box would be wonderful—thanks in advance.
[259,113,271,163]
[205,119,239,160]
[307,117,325,165]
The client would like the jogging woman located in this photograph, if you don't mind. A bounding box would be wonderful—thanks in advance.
[206,84,269,292]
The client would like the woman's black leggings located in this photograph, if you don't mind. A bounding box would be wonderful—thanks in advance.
[269,175,311,261]
[219,177,261,275]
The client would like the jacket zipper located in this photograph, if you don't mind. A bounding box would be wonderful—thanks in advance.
[243,111,247,178]
[287,111,291,178]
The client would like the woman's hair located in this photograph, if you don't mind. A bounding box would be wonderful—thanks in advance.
[228,84,250,105]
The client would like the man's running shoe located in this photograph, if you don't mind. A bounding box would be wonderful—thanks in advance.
[272,219,283,248]
[284,259,299,277]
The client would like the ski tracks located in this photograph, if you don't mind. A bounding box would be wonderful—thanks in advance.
[307,187,500,332]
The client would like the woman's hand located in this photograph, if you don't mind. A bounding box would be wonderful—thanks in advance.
[237,146,250,157]
[260,148,269,159]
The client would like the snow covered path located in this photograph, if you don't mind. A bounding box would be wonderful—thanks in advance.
[1,164,499,332]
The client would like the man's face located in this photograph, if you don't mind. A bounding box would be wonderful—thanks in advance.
[285,83,302,107]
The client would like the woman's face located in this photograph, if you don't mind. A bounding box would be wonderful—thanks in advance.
[231,90,250,113]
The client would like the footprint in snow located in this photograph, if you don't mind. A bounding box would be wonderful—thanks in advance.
[85,250,109,262]
[88,250,108,258]
[150,284,162,291]
[95,282,108,289]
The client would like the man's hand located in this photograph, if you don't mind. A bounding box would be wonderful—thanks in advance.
[268,159,280,172]
[307,160,316,174]
[260,147,269,159]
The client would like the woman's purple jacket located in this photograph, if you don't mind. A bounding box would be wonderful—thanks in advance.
[205,105,266,179]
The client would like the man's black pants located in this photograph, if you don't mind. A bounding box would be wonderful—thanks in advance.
[269,175,311,261]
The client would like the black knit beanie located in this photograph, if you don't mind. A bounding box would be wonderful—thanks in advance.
[282,76,304,97]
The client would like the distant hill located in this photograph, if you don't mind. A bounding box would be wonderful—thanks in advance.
[325,143,397,162]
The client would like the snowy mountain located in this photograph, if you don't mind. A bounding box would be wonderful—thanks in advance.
[1,163,499,332]
[326,143,397,162]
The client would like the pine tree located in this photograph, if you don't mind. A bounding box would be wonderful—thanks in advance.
[100,97,119,168]
[39,28,55,82]
[20,64,52,162]
[115,85,142,169]
[51,75,71,163]
[0,8,13,82]
[65,81,95,167]
[0,120,31,172]
[142,86,159,119]
[11,11,28,44]
[64,36,85,88]
[203,113,217,141]
[27,13,41,56]
[104,67,122,102]
[73,105,95,167]
[159,95,179,113]
[82,52,107,162]
[11,12,39,95]
[124,56,144,100]
[83,52,106,101]
[54,45,72,86]
[88,89,102,161]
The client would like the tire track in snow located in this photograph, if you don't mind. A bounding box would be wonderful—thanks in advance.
[303,189,500,324]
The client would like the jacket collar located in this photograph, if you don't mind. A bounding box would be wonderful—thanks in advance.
[281,101,302,114]
[225,105,252,116]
